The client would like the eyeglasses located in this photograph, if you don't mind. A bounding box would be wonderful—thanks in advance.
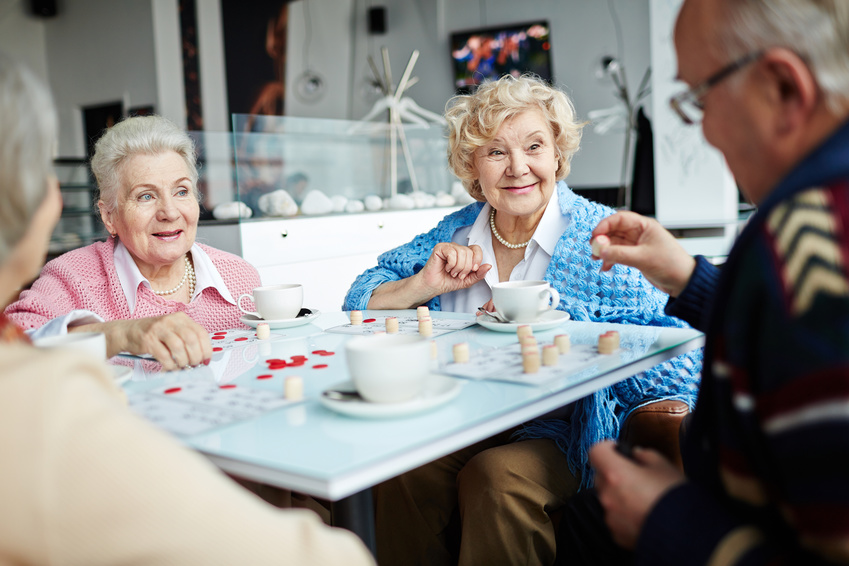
[669,50,765,125]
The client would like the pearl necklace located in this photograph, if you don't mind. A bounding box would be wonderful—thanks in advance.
[152,256,194,296]
[489,208,532,249]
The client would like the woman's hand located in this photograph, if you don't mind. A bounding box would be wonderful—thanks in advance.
[591,211,696,298]
[368,243,492,309]
[71,312,212,371]
[589,440,685,549]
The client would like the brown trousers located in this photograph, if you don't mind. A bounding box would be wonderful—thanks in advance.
[374,430,579,566]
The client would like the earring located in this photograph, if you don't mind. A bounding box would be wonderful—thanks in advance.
[110,233,116,239]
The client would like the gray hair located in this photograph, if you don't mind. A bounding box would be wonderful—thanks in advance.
[0,54,57,264]
[444,75,585,202]
[91,115,199,213]
[717,0,849,114]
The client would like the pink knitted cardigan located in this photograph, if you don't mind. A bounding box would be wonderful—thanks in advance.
[5,240,261,332]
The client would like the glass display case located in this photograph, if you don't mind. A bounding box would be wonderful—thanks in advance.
[51,158,106,257]
[230,114,469,221]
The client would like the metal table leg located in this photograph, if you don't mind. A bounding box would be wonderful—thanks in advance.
[331,488,376,556]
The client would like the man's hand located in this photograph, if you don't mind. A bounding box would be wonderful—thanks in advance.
[590,440,686,549]
[591,211,696,298]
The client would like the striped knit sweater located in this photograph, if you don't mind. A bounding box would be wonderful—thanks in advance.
[638,119,849,565]
[4,240,260,333]
[344,182,703,485]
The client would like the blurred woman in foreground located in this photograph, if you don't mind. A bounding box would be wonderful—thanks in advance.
[0,53,373,566]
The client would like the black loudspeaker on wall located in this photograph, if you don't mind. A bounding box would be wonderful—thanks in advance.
[31,0,58,17]
[368,6,386,34]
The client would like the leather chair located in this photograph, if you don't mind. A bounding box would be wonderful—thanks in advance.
[618,399,689,470]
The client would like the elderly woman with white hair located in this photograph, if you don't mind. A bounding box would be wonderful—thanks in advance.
[5,114,261,370]
[0,53,373,566]
[344,74,702,566]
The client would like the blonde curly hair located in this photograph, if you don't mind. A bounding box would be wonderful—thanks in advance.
[445,75,585,202]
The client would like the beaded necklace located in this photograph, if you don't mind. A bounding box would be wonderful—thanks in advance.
[489,208,532,249]
[152,256,195,296]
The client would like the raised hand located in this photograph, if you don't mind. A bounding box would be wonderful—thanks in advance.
[368,243,492,309]
[591,211,696,297]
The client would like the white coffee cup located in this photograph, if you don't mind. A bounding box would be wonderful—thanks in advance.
[345,334,431,403]
[34,331,107,359]
[238,283,303,321]
[491,280,561,323]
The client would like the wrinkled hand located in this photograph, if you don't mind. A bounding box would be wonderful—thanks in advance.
[590,440,685,549]
[96,313,212,371]
[417,242,492,297]
[591,211,696,297]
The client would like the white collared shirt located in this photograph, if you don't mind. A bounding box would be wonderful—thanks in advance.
[440,190,568,313]
[113,241,236,313]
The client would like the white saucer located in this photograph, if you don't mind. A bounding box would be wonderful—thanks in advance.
[110,364,133,385]
[476,309,571,333]
[319,375,461,419]
[240,308,321,330]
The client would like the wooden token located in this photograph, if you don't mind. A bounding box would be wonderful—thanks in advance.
[519,335,537,348]
[418,317,433,337]
[517,325,533,340]
[554,334,571,354]
[385,316,399,333]
[592,234,609,257]
[598,330,620,354]
[256,322,270,340]
[349,310,363,325]
[431,340,439,360]
[453,342,470,363]
[284,375,304,401]
[417,305,430,320]
[542,344,559,366]
[522,350,540,373]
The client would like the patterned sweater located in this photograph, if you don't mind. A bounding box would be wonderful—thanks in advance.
[5,240,261,333]
[638,120,849,565]
[344,182,703,484]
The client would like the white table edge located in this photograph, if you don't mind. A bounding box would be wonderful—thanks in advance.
[200,335,705,501]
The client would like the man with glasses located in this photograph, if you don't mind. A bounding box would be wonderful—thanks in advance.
[554,0,849,564]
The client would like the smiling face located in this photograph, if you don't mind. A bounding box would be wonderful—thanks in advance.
[99,151,199,275]
[472,109,558,221]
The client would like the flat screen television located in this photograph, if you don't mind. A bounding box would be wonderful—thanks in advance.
[450,21,552,93]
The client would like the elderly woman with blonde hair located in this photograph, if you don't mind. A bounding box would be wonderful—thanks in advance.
[5,114,261,370]
[344,74,701,566]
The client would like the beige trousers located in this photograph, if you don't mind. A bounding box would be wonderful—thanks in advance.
[374,430,579,566]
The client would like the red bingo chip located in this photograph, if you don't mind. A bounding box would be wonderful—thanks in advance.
[220,384,237,389]
[257,374,273,380]
[164,387,182,394]
[312,364,328,369]
[234,337,249,342]
[214,331,227,336]
[212,347,223,352]
[362,318,377,323]
[212,336,226,340]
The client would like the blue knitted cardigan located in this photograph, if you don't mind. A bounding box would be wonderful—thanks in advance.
[344,182,703,486]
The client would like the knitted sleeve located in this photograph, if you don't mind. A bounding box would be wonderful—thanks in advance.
[665,255,721,332]
[4,247,103,330]
[342,203,484,310]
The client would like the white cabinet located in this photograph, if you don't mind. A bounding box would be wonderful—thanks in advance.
[239,207,462,313]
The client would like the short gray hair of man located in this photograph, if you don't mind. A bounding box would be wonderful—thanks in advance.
[0,54,57,264]
[717,0,849,114]
[91,115,199,213]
